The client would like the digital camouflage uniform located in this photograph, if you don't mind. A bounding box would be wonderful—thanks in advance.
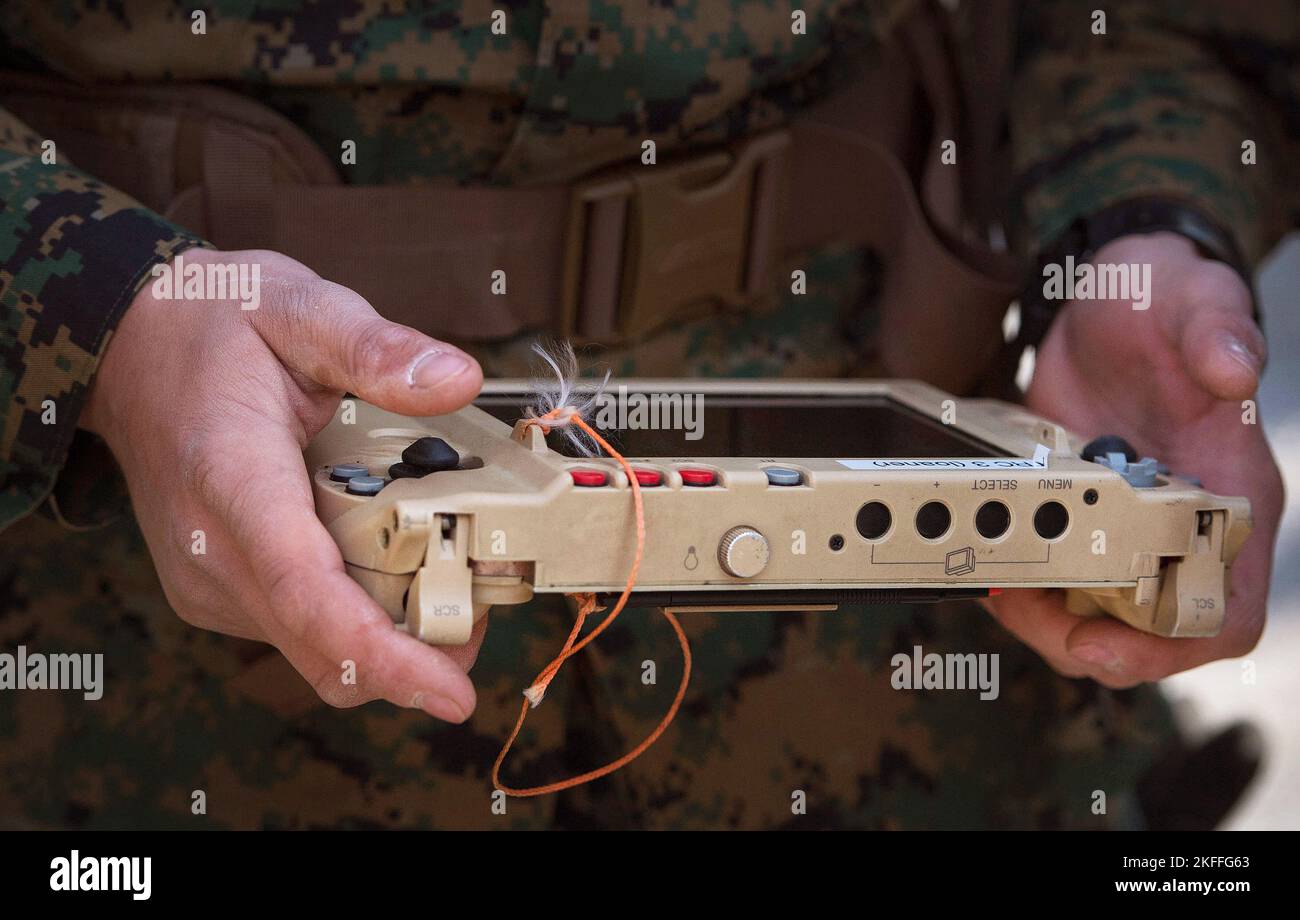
[0,0,1295,830]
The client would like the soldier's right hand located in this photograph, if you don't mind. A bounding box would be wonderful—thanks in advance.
[80,248,486,723]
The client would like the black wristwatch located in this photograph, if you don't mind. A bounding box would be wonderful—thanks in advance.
[1016,197,1257,351]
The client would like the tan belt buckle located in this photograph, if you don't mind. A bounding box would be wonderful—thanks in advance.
[560,129,790,342]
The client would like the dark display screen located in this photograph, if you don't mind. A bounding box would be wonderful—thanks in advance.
[475,392,1005,459]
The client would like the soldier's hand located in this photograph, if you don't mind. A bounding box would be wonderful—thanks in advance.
[81,248,486,722]
[985,232,1284,688]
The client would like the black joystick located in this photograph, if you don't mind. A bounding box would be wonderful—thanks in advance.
[1081,435,1138,464]
[392,437,460,480]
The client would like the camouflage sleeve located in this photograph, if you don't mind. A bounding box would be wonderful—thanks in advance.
[1008,0,1298,268]
[0,106,204,530]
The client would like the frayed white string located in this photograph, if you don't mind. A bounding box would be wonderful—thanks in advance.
[525,341,611,456]
[523,405,579,427]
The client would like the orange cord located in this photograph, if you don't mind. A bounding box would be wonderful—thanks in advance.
[491,409,693,797]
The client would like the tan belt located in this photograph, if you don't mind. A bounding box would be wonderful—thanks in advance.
[0,7,1019,393]
[188,122,1015,390]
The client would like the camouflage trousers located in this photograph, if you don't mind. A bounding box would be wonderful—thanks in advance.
[0,511,1175,830]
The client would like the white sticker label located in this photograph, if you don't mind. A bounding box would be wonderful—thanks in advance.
[838,445,1051,471]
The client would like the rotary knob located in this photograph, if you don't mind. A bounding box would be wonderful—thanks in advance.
[718,526,770,578]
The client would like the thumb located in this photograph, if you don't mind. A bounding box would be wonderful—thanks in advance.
[255,277,483,415]
[1170,267,1265,402]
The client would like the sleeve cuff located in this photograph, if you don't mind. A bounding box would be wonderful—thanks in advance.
[1007,3,1288,269]
[0,152,207,530]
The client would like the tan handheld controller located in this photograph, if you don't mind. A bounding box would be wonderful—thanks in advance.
[304,379,1251,645]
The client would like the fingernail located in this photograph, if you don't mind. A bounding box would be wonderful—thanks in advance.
[410,350,470,389]
[1222,334,1262,374]
[419,693,466,723]
[1071,643,1121,670]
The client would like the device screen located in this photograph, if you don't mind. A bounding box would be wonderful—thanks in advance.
[475,392,1005,459]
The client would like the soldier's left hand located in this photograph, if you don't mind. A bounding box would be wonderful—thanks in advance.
[983,232,1284,687]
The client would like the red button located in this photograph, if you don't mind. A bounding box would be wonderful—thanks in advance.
[678,468,716,487]
[570,469,607,487]
[633,468,663,487]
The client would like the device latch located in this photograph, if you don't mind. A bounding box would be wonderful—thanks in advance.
[405,514,476,644]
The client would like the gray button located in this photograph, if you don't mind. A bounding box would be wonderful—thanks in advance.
[330,463,368,482]
[764,467,802,486]
[1095,452,1160,488]
[345,476,385,496]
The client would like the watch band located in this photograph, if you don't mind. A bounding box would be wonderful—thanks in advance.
[1017,197,1256,351]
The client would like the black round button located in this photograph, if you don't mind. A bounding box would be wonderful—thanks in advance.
[402,437,459,471]
[855,501,892,541]
[975,501,1012,539]
[915,501,952,540]
[1034,501,1070,540]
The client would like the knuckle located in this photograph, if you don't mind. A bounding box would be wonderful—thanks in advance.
[1224,621,1263,659]
[185,447,265,542]
[309,665,366,709]
[169,519,209,572]
[305,278,355,316]
[181,433,229,509]
[260,277,330,330]
[346,320,415,380]
[160,574,226,632]
[160,581,202,625]
[247,250,317,281]
[282,278,365,325]
[260,558,314,631]
[1180,262,1251,316]
[171,602,208,630]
